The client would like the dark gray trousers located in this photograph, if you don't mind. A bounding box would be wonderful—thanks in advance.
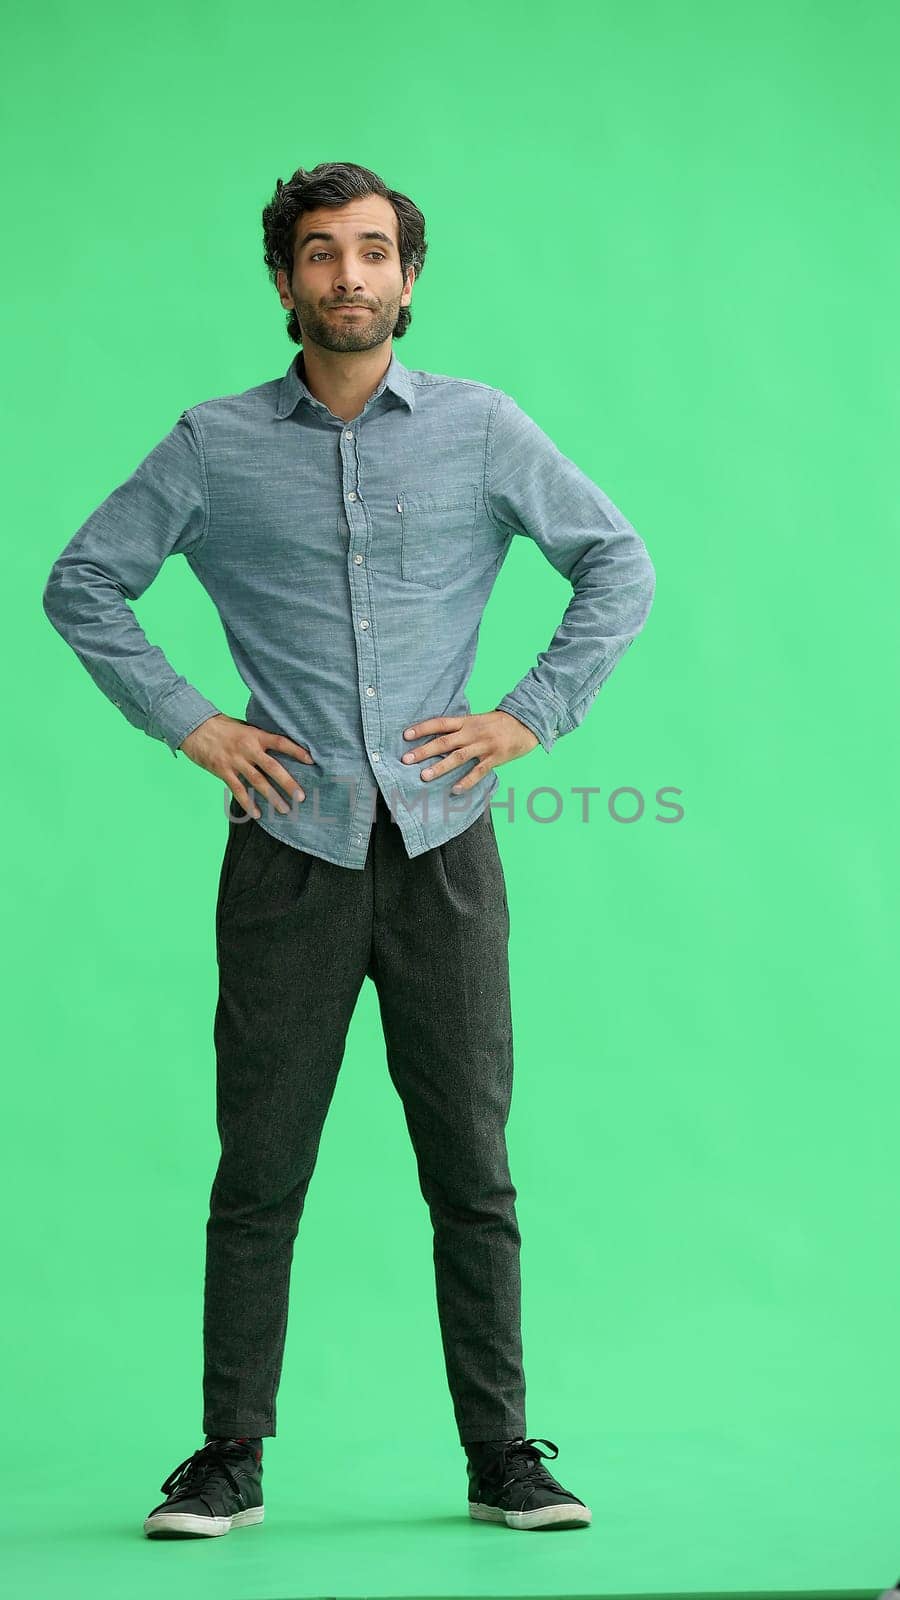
[202,787,526,1445]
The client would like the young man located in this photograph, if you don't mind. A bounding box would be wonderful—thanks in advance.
[42,161,656,1539]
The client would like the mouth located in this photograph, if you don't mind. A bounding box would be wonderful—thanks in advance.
[331,305,371,312]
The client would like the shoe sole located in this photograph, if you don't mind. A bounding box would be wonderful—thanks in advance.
[143,1504,264,1537]
[468,1499,591,1530]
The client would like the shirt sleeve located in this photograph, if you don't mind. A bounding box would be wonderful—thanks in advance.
[486,389,656,753]
[42,409,223,758]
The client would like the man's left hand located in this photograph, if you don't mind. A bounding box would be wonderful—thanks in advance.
[401,710,540,793]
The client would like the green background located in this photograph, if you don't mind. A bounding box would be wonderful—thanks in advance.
[4,0,898,1595]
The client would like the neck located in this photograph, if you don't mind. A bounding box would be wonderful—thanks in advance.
[296,345,392,425]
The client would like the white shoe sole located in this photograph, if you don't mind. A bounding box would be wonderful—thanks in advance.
[468,1499,591,1529]
[143,1504,264,1537]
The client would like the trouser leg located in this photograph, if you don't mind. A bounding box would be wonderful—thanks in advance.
[367,792,526,1445]
[202,808,372,1438]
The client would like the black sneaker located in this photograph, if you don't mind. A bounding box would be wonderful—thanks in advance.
[465,1435,592,1530]
[143,1437,264,1538]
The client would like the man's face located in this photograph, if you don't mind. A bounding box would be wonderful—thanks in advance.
[276,194,414,354]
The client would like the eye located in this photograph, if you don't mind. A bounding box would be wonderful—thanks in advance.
[309,251,386,262]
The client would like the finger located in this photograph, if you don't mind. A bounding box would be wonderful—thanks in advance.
[253,751,306,803]
[420,746,480,781]
[228,777,261,819]
[402,717,465,740]
[238,762,296,816]
[402,728,466,765]
[401,741,438,764]
[451,758,493,792]
[260,731,316,764]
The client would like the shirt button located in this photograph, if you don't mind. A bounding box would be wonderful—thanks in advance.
[366,686,375,697]
[372,752,380,761]
[348,491,357,501]
[353,554,363,565]
[344,430,353,439]
[359,619,369,629]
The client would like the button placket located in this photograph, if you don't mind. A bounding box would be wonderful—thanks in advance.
[342,426,382,853]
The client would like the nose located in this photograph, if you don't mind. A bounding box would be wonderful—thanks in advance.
[333,269,366,296]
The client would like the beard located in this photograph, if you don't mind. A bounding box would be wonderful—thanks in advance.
[293,297,397,352]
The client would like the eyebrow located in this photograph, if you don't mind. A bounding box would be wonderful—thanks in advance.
[296,229,395,251]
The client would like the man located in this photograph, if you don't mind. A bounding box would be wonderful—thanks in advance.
[42,161,656,1539]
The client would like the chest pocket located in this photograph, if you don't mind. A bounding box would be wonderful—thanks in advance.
[398,485,478,588]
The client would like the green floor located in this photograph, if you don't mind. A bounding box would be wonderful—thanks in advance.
[6,1428,899,1599]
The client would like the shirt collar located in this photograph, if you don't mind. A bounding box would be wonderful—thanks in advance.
[274,346,416,420]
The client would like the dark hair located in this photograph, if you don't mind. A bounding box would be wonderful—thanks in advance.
[262,161,428,346]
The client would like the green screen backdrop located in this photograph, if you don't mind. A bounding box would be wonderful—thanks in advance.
[4,1,898,1596]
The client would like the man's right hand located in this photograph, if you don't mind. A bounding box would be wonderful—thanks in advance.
[179,713,315,818]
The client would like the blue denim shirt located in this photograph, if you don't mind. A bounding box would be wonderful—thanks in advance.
[42,349,656,868]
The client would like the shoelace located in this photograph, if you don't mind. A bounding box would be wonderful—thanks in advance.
[159,1439,253,1501]
[496,1436,562,1491]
